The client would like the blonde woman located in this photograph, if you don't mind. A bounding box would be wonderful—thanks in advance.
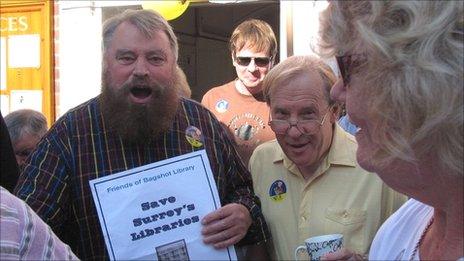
[318,1,463,260]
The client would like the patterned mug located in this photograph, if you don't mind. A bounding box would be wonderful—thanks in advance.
[294,234,343,260]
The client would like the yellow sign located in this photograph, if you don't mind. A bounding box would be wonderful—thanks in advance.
[0,16,28,32]
[142,1,190,21]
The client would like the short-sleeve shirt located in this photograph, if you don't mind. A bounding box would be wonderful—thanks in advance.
[249,124,407,260]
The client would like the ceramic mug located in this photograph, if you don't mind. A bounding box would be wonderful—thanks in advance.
[294,234,343,260]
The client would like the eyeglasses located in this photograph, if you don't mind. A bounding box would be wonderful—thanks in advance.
[268,107,332,135]
[336,54,367,86]
[235,56,271,67]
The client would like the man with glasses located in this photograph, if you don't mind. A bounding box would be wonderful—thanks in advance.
[4,109,48,170]
[201,19,277,166]
[249,56,406,260]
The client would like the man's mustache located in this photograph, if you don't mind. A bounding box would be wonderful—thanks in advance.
[120,78,166,95]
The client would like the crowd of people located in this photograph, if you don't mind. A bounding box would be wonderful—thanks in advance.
[1,1,462,260]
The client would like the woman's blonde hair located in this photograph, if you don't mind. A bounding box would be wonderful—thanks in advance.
[318,1,463,175]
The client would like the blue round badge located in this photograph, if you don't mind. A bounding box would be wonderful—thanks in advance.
[215,99,229,113]
[269,180,287,202]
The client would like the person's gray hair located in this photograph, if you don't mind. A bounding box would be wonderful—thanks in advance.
[263,55,338,107]
[318,1,463,175]
[102,9,179,61]
[4,109,48,142]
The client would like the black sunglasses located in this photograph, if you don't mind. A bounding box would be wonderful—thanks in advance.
[236,56,271,67]
[336,54,367,86]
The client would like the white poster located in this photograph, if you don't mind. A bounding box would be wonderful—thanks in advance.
[89,150,237,261]
[10,90,42,112]
[8,34,41,68]
[1,37,6,90]
[1,95,9,114]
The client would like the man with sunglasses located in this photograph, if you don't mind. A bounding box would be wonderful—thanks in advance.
[249,56,406,260]
[201,19,277,166]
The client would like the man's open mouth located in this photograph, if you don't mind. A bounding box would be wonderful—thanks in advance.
[130,86,152,99]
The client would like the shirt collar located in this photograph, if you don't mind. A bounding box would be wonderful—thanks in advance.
[327,123,357,167]
[273,123,357,175]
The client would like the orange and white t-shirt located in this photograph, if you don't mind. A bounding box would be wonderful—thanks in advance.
[201,80,275,166]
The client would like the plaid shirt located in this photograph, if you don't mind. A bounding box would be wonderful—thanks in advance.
[15,96,270,260]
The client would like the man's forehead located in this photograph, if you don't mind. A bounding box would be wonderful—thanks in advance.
[276,72,325,95]
[271,99,320,110]
[113,22,159,39]
[110,24,170,51]
[236,43,269,55]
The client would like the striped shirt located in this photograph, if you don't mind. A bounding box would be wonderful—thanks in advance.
[15,96,270,260]
[1,186,78,260]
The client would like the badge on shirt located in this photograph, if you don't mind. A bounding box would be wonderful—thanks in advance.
[185,126,204,148]
[215,99,229,113]
[269,180,287,202]
[229,113,266,142]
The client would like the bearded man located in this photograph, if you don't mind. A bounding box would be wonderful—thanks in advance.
[14,10,270,260]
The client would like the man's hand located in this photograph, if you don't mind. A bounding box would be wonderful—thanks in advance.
[321,248,365,260]
[201,203,252,249]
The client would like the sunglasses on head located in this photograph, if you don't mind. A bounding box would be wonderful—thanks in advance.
[336,54,367,86]
[235,56,271,67]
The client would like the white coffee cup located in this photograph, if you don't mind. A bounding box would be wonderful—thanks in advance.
[294,234,343,260]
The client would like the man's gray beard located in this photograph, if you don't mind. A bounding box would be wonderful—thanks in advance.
[100,74,180,144]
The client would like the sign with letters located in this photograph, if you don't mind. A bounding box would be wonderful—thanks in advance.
[1,1,54,126]
[89,150,237,260]
[1,16,29,32]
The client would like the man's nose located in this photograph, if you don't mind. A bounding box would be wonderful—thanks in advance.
[247,59,257,72]
[286,121,304,138]
[133,58,149,77]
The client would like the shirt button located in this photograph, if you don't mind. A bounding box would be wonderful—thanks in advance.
[343,211,348,218]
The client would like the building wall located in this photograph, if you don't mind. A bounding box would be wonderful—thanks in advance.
[54,1,280,117]
[53,1,332,119]
[0,0,55,125]
[56,1,101,117]
[280,1,338,75]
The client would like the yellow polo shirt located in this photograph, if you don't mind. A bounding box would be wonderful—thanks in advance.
[249,124,407,260]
